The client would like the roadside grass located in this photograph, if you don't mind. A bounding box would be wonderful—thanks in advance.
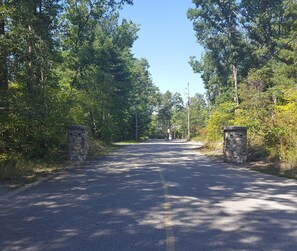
[248,161,297,180]
[196,141,224,161]
[0,154,70,189]
[113,140,138,145]
[88,140,122,159]
[0,140,128,189]
[247,145,297,180]
[196,141,297,180]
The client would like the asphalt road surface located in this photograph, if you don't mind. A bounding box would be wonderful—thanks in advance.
[1,140,297,251]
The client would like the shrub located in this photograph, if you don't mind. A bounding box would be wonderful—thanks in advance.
[205,102,237,142]
[274,88,297,167]
[0,154,34,180]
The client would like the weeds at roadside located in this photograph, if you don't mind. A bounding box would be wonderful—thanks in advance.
[87,139,121,159]
[0,140,129,189]
[0,153,70,188]
[196,141,297,180]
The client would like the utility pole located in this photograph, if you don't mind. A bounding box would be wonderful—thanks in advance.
[187,82,190,141]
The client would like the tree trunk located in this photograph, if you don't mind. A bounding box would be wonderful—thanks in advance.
[27,24,33,92]
[232,64,239,105]
[0,0,8,111]
[228,7,239,106]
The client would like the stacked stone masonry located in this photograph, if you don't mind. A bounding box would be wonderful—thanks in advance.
[223,126,247,164]
[67,125,88,161]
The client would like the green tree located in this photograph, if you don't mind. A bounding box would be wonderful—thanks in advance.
[58,0,137,142]
[188,0,249,105]
[188,0,297,166]
[0,0,137,158]
[157,91,174,134]
[190,93,208,132]
[152,91,189,139]
[128,58,159,140]
[0,0,63,157]
[0,0,8,100]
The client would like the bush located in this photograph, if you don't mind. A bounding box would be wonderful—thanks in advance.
[0,154,34,180]
[205,102,237,142]
[274,88,297,167]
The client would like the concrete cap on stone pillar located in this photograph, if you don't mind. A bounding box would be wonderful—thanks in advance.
[222,126,247,132]
[67,125,87,131]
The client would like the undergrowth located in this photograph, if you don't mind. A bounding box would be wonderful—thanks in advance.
[0,139,121,183]
[196,140,297,180]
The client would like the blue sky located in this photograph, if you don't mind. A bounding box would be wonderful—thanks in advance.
[119,0,205,97]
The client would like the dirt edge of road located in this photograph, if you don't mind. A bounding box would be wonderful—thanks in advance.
[196,144,297,181]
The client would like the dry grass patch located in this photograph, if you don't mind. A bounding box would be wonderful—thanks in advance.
[196,142,297,180]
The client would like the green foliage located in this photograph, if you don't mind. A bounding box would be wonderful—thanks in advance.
[190,94,207,127]
[0,0,167,166]
[274,89,297,165]
[0,154,34,180]
[205,102,237,141]
[0,152,71,182]
[148,91,209,140]
[128,58,159,140]
[188,0,254,105]
[149,91,199,139]
[87,139,120,159]
[189,0,297,167]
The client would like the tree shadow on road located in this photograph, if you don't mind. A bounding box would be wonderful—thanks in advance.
[0,142,297,250]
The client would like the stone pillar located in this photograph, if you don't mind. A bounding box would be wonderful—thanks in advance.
[223,126,247,164]
[67,125,88,161]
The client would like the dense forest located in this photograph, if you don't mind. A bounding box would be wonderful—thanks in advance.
[0,0,199,171]
[0,0,296,175]
[0,0,153,160]
[188,0,297,167]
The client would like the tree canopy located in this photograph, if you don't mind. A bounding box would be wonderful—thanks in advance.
[188,0,297,166]
[0,0,162,159]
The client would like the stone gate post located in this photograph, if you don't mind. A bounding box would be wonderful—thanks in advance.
[67,125,88,161]
[223,126,247,164]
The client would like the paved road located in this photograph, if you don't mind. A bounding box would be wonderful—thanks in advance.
[1,141,297,251]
